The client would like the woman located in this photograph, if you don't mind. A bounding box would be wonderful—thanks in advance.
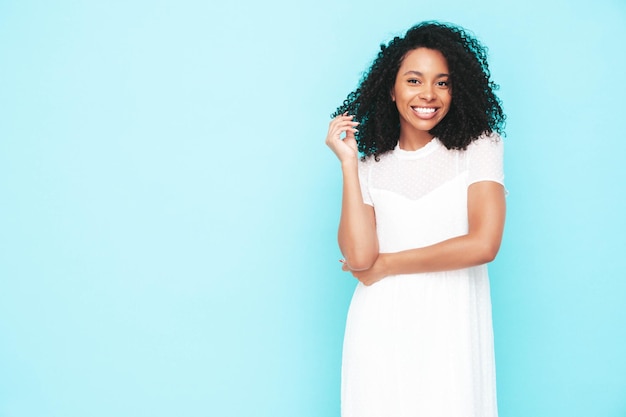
[325,22,506,417]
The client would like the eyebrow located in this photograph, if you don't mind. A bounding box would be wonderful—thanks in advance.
[403,70,450,78]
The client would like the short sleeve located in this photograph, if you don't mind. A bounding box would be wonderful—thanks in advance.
[358,159,374,206]
[467,135,504,186]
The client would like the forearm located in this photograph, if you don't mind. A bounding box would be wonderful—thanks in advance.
[382,232,501,275]
[383,182,506,275]
[337,160,379,270]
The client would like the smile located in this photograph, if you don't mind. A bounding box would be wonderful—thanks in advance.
[412,107,437,114]
[411,106,441,120]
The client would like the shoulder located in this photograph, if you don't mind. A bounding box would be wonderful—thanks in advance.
[468,132,503,148]
[358,151,395,169]
[464,132,505,184]
[467,132,503,152]
[465,133,504,163]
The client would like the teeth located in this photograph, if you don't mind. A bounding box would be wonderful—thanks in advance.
[413,107,436,114]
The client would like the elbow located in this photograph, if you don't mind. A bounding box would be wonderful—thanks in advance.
[343,251,378,271]
[477,241,501,264]
[481,250,498,264]
[339,237,379,271]
[347,259,375,272]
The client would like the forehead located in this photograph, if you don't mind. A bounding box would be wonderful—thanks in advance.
[398,48,449,71]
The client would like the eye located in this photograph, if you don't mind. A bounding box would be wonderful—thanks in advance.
[407,79,421,85]
[436,80,450,88]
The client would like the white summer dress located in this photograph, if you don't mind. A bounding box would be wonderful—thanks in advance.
[341,134,503,417]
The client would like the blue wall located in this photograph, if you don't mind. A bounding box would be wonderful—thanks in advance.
[1,0,625,416]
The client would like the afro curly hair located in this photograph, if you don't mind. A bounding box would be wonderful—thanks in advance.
[332,21,506,159]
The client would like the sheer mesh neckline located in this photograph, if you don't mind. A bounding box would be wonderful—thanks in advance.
[393,138,442,160]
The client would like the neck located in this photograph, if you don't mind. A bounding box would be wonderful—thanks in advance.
[398,130,434,151]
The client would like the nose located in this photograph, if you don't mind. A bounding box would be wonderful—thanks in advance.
[418,85,434,101]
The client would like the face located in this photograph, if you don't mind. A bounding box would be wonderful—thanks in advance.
[391,48,452,141]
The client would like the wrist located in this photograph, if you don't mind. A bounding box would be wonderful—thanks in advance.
[379,253,393,276]
[340,157,358,170]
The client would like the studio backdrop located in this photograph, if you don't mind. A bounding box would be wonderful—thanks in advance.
[1,0,625,416]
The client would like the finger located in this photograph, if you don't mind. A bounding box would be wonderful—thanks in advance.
[345,128,356,140]
[339,259,349,271]
[329,120,359,137]
[329,121,357,133]
[332,114,355,123]
[328,128,357,144]
[343,138,358,152]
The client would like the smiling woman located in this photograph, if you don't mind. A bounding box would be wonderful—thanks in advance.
[332,22,506,158]
[392,48,452,150]
[325,22,506,417]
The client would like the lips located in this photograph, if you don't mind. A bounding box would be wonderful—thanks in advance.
[411,106,439,120]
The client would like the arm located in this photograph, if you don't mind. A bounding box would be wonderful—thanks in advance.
[337,160,379,270]
[346,180,505,285]
[326,115,379,271]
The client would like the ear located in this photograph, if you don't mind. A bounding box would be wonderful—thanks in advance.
[391,90,396,102]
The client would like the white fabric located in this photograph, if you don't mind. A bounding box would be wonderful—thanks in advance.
[342,134,503,417]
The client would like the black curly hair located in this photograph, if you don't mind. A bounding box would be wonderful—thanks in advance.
[332,21,506,159]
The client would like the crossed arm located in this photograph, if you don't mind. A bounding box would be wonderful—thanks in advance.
[340,180,506,286]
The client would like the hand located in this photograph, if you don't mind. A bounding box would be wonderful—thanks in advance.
[340,254,389,286]
[325,113,359,163]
